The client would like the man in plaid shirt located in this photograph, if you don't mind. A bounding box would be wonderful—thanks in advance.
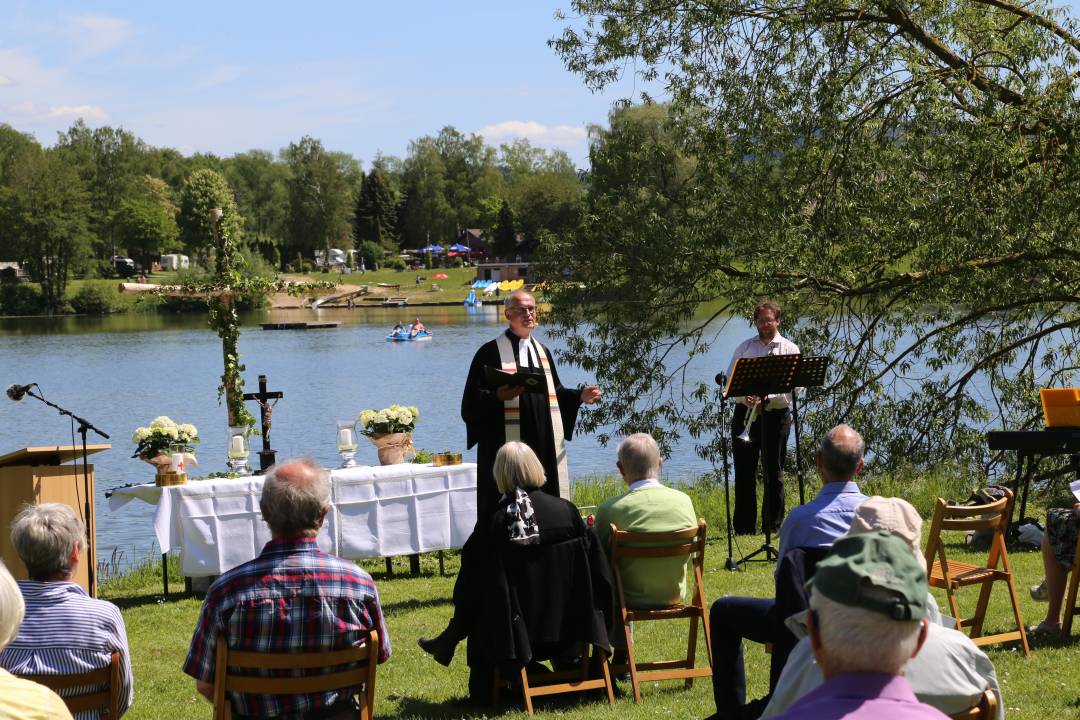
[183,458,391,719]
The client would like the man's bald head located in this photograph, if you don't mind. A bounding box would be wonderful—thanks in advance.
[259,457,331,538]
[817,424,865,481]
[505,289,535,311]
[504,290,538,336]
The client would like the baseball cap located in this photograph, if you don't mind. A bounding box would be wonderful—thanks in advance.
[842,496,925,571]
[811,531,928,621]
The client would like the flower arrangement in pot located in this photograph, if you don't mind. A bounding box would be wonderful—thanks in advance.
[132,416,200,475]
[357,405,418,465]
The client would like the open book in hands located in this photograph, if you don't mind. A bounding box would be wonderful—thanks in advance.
[484,366,548,394]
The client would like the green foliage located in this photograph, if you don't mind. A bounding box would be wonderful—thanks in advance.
[223,149,289,247]
[0,282,44,315]
[176,169,243,260]
[282,136,358,262]
[354,168,398,248]
[547,2,1080,468]
[384,254,406,271]
[70,281,124,314]
[111,195,180,270]
[411,449,433,464]
[493,199,517,257]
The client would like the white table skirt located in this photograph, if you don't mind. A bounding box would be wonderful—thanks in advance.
[109,463,478,577]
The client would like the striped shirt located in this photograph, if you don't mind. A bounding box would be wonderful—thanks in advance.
[0,581,133,720]
[183,537,391,718]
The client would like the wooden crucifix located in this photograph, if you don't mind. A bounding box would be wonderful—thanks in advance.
[243,374,283,471]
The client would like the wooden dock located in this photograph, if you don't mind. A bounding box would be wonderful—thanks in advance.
[260,322,341,330]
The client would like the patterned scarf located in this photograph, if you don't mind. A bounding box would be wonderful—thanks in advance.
[506,487,540,545]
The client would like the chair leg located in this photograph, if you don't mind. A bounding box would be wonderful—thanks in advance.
[622,620,642,704]
[599,652,615,706]
[519,665,534,716]
[945,584,964,633]
[1003,573,1031,656]
[684,615,699,690]
[1064,564,1080,636]
[968,580,995,638]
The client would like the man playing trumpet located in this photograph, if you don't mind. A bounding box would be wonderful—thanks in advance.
[726,301,800,534]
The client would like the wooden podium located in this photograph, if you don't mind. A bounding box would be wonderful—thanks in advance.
[0,444,109,597]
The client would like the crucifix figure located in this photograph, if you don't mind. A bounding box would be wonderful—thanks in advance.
[243,374,284,471]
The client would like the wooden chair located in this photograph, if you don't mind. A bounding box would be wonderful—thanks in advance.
[949,689,999,720]
[608,518,713,703]
[1061,527,1080,635]
[18,651,121,718]
[211,631,379,720]
[923,490,1030,656]
[494,645,615,716]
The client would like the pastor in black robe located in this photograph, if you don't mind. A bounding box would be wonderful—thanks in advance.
[461,328,583,519]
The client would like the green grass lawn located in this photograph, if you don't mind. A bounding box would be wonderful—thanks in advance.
[281,265,482,305]
[99,479,1079,719]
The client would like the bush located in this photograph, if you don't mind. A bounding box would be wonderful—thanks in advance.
[70,281,122,314]
[384,255,406,271]
[452,256,464,268]
[290,252,304,273]
[0,283,45,315]
[272,247,282,271]
[301,261,313,273]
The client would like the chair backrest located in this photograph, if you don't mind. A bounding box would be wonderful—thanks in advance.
[211,632,378,720]
[17,651,120,718]
[608,519,707,607]
[949,688,998,720]
[925,490,1013,571]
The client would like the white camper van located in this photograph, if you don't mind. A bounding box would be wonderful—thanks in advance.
[160,254,190,271]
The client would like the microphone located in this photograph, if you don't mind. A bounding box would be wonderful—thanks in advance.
[6,383,36,401]
[714,373,727,386]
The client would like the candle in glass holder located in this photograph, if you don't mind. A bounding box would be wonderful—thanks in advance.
[337,427,355,450]
[228,434,247,459]
[170,452,184,473]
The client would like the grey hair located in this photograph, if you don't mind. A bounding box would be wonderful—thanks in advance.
[493,441,546,494]
[0,560,24,649]
[810,589,921,675]
[259,457,331,537]
[11,503,86,581]
[504,289,535,309]
[818,424,865,479]
[617,433,662,481]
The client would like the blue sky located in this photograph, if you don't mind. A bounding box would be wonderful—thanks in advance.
[0,1,644,167]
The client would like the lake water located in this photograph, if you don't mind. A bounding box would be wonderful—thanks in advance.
[0,306,745,564]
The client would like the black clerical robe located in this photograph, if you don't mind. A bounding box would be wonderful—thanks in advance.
[461,329,583,519]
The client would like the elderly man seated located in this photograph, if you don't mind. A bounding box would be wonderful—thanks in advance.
[0,559,73,719]
[183,458,391,719]
[0,503,133,718]
[762,497,1003,719]
[770,531,950,719]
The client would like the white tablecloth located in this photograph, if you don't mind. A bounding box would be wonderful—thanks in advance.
[109,463,477,577]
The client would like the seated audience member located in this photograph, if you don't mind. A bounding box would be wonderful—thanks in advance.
[418,441,608,703]
[0,504,133,719]
[1029,501,1080,635]
[762,497,1003,720]
[770,531,949,719]
[0,559,73,720]
[184,458,391,719]
[594,433,697,608]
[708,424,868,720]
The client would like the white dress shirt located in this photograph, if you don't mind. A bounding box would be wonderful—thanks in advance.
[725,331,800,409]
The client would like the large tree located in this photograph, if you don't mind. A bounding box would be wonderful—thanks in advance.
[0,148,91,311]
[224,150,290,251]
[546,1,1080,468]
[353,168,398,249]
[177,169,243,263]
[112,175,180,272]
[282,136,358,263]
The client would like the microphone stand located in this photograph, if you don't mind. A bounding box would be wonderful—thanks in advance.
[23,388,109,595]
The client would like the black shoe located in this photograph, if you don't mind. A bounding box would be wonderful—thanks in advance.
[417,632,457,667]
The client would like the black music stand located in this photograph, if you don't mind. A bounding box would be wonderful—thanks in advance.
[724,353,800,566]
[790,357,830,505]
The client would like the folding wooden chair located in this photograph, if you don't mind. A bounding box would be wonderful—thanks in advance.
[924,490,1030,656]
[1061,527,1080,636]
[949,689,999,720]
[18,651,121,718]
[493,644,615,716]
[608,518,713,703]
[211,631,379,720]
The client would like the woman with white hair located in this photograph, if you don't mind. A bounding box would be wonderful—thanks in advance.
[418,441,597,702]
[0,560,73,719]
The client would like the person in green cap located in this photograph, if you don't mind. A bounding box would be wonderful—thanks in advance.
[770,531,949,719]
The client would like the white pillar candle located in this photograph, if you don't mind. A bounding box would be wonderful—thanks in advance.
[230,434,245,455]
[170,452,184,473]
[338,428,354,447]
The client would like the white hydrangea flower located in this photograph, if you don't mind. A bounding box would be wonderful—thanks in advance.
[149,415,177,430]
[178,423,198,440]
[132,427,151,443]
[373,411,389,425]
[408,406,419,419]
[164,425,180,440]
[397,409,413,425]
[358,410,376,428]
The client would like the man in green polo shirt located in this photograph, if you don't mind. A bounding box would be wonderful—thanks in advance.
[594,433,698,608]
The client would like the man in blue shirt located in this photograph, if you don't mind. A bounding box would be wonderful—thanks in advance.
[707,424,867,720]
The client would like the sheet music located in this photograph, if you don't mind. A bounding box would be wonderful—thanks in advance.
[1071,478,1080,503]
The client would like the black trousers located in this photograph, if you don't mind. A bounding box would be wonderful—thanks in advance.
[731,404,791,534]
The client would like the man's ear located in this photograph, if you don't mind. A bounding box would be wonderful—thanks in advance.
[806,608,826,670]
[911,618,929,659]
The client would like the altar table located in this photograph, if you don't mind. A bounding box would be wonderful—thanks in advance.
[108,462,477,580]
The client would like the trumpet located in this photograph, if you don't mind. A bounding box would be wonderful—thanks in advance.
[736,397,765,443]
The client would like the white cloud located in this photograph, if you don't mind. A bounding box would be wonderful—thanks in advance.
[64,13,134,58]
[8,101,108,125]
[477,120,588,146]
[0,74,13,87]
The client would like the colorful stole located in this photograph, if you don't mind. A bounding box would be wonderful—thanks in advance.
[494,332,570,499]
